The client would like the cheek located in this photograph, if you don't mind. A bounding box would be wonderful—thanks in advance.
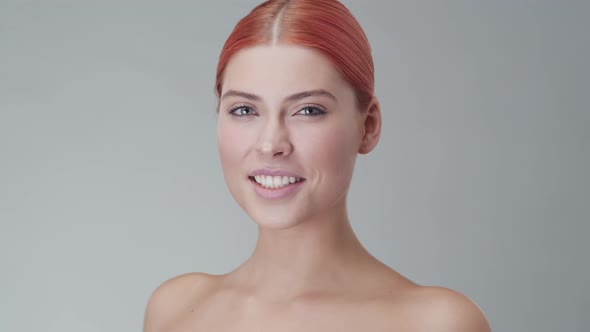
[299,121,359,173]
[217,121,250,171]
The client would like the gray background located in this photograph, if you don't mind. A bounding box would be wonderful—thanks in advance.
[1,1,588,331]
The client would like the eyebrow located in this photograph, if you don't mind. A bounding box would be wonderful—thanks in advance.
[221,89,337,103]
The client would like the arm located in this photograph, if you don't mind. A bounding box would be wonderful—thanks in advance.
[415,286,492,332]
[143,273,208,332]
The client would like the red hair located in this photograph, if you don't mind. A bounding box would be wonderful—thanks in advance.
[215,0,375,110]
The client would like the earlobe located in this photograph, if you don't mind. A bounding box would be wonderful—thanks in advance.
[358,97,382,155]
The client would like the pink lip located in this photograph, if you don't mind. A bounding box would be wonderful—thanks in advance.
[247,168,306,200]
[250,178,305,200]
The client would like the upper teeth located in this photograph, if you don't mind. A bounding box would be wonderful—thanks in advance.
[254,175,302,189]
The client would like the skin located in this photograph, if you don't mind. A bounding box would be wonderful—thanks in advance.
[143,45,491,332]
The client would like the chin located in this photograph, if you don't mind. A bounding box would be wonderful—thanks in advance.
[255,220,298,230]
[247,210,305,230]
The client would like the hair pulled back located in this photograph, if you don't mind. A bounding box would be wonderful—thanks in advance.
[215,0,374,110]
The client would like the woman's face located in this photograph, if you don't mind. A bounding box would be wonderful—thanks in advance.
[217,45,365,229]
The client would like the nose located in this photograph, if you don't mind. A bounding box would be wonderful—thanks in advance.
[255,118,293,158]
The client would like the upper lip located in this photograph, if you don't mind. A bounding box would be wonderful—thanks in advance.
[249,168,305,179]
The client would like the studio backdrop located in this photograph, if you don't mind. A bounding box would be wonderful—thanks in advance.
[1,1,588,331]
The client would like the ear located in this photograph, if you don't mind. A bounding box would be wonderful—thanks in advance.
[358,97,382,154]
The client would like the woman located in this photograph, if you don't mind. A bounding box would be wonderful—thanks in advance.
[144,0,491,331]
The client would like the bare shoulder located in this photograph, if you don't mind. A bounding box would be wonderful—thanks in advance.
[142,272,217,332]
[393,285,491,332]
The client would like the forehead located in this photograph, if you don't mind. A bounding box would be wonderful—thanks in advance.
[221,45,351,98]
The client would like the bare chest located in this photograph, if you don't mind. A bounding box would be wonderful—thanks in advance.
[165,301,407,332]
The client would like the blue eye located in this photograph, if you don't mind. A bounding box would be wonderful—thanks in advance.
[296,106,326,116]
[228,105,257,116]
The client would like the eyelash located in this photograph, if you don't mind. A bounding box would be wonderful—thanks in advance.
[227,104,326,117]
[228,104,256,117]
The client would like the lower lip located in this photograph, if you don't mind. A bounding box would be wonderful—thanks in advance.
[250,178,305,200]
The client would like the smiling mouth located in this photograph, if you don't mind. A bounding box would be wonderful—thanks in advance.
[248,175,305,190]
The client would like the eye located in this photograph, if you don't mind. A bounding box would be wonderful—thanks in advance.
[228,105,257,117]
[295,105,326,116]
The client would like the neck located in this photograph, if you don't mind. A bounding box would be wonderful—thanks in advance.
[227,202,379,302]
